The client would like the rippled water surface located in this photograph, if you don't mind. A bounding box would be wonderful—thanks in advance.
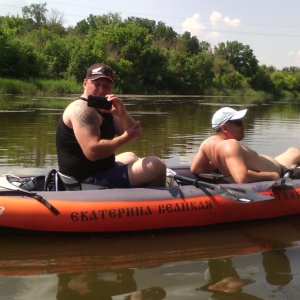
[0,96,300,300]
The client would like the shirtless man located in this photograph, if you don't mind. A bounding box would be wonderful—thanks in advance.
[190,107,300,183]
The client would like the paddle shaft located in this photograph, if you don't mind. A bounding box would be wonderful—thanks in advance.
[170,173,220,191]
[167,171,274,202]
[284,164,298,178]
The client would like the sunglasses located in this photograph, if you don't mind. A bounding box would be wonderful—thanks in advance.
[226,119,244,127]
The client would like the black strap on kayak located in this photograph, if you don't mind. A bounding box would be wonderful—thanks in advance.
[0,176,60,216]
[32,194,60,215]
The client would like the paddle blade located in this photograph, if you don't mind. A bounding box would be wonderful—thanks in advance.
[268,164,299,189]
[269,177,294,189]
[216,186,274,203]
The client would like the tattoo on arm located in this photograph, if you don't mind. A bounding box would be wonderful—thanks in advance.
[75,105,100,135]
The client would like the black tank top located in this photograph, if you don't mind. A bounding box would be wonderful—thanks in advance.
[56,108,115,180]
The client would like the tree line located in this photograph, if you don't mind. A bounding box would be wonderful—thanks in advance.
[1,2,300,97]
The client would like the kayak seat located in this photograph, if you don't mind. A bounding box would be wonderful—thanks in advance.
[44,169,58,191]
[43,169,108,191]
[43,169,81,191]
[56,172,107,191]
[55,172,82,191]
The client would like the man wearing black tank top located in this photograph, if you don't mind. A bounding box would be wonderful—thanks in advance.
[56,63,166,188]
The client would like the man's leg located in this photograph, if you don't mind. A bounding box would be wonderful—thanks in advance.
[127,156,166,187]
[116,152,139,165]
[275,147,300,169]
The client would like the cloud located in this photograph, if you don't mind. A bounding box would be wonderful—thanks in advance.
[182,11,240,43]
[210,11,241,28]
[182,13,206,36]
[210,11,222,29]
[292,51,300,66]
[206,31,220,40]
[288,50,300,58]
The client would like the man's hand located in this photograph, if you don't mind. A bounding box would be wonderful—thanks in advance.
[104,94,126,116]
[124,121,142,142]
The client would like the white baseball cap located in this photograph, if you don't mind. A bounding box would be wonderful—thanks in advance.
[212,107,247,131]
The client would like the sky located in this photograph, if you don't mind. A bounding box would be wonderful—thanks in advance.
[1,0,300,69]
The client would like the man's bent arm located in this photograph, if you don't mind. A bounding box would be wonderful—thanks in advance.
[226,155,280,183]
[191,149,217,174]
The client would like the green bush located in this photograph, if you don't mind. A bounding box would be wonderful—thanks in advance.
[0,78,81,96]
[0,78,37,94]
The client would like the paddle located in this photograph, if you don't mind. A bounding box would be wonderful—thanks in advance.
[0,175,60,215]
[166,169,274,203]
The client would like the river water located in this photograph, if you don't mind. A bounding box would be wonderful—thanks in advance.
[0,96,300,300]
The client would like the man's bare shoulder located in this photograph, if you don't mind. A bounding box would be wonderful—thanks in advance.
[201,136,241,156]
[220,139,243,157]
[201,135,218,145]
[64,99,99,127]
[201,135,238,147]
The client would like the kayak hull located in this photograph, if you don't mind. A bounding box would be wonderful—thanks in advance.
[0,168,300,233]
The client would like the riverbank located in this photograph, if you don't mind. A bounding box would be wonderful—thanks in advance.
[1,77,299,104]
[0,78,82,96]
[0,77,269,97]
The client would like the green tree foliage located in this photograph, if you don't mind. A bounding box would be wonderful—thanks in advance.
[179,32,201,55]
[22,2,48,29]
[46,9,67,35]
[43,37,71,79]
[86,13,122,31]
[1,3,300,96]
[0,26,40,78]
[0,15,32,35]
[271,71,300,92]
[154,21,177,42]
[163,49,188,94]
[250,65,276,93]
[74,19,90,36]
[214,41,259,79]
[188,52,215,93]
[213,55,246,91]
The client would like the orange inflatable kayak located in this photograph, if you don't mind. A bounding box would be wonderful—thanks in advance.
[0,167,299,233]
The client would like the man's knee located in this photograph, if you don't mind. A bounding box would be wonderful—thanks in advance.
[129,156,166,187]
[286,147,300,157]
[131,156,165,171]
[141,156,166,177]
[127,152,139,162]
[149,156,166,171]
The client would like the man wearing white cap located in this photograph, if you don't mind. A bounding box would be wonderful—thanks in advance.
[190,107,300,183]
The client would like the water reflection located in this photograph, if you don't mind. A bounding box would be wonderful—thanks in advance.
[1,216,300,299]
[199,259,258,299]
[262,249,292,286]
[199,249,293,299]
[55,270,166,300]
[2,246,299,299]
[32,268,165,300]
